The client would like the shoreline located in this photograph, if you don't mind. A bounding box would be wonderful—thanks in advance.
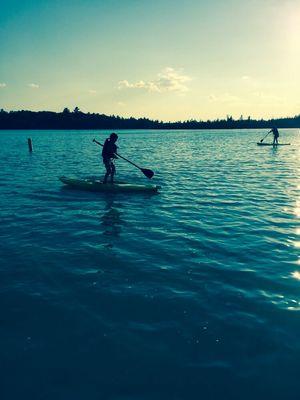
[0,127,299,131]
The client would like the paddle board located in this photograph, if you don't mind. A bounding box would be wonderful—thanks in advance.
[59,176,160,193]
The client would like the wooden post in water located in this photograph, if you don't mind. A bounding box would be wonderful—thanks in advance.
[28,138,33,152]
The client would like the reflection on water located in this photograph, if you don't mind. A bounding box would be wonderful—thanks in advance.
[295,203,300,218]
[100,197,124,247]
[271,145,278,154]
[292,271,300,280]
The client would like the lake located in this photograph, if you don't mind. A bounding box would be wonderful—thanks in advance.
[0,129,299,399]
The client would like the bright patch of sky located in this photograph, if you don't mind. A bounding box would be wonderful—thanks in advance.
[0,0,299,121]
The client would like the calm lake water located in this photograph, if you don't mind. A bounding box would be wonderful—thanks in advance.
[0,129,300,399]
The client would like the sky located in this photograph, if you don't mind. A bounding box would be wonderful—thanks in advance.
[0,0,299,121]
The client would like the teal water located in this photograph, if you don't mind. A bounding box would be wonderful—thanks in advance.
[0,129,300,399]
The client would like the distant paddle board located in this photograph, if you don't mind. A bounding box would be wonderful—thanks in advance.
[257,143,291,146]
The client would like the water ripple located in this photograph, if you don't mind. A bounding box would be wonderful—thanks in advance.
[0,129,299,398]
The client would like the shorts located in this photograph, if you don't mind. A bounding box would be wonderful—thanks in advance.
[103,158,115,174]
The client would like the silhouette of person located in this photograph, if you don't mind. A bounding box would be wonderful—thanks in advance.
[269,127,279,145]
[102,133,118,184]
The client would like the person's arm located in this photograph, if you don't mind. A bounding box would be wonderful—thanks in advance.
[112,145,118,158]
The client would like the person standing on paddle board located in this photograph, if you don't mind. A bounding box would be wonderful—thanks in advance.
[102,133,118,184]
[269,127,279,145]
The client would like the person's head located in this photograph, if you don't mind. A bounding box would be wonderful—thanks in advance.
[110,132,118,143]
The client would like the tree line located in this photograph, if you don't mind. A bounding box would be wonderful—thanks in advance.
[0,107,300,130]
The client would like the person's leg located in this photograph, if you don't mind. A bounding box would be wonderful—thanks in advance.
[103,172,109,183]
[103,160,111,183]
[110,162,116,184]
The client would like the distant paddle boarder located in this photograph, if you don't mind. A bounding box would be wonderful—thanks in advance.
[269,127,279,145]
[102,133,118,184]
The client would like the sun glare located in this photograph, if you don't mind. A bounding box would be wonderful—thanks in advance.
[292,271,300,280]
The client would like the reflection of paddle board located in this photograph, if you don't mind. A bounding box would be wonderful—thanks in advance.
[59,176,160,193]
[257,143,291,146]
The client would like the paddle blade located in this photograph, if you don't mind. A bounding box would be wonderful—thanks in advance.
[141,168,154,179]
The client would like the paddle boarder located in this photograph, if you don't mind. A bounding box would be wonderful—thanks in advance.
[92,136,154,179]
[269,127,279,145]
[102,133,118,184]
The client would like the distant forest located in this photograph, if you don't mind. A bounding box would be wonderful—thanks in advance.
[0,107,300,130]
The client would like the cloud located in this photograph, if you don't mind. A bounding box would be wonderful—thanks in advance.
[118,79,163,92]
[28,83,39,89]
[118,67,191,93]
[118,80,156,91]
[88,89,97,94]
[0,83,7,88]
[117,101,126,107]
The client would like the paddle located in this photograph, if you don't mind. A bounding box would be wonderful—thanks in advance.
[93,139,154,179]
[260,131,271,143]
